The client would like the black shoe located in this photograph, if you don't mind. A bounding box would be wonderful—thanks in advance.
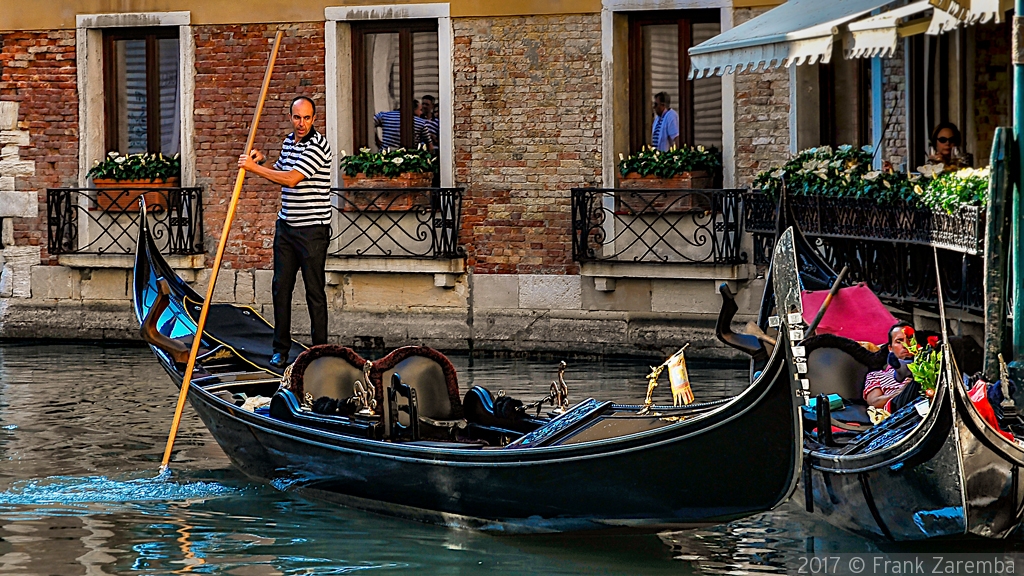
[270,353,288,368]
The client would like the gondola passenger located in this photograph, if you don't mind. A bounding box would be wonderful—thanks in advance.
[863,322,918,412]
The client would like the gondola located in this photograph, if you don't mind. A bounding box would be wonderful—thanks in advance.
[132,206,805,534]
[716,195,1024,541]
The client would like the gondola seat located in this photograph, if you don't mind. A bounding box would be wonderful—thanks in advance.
[373,346,464,436]
[803,334,890,429]
[287,345,370,404]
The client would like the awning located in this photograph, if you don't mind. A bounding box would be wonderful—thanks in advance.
[689,0,894,78]
[843,1,972,57]
[690,0,1013,77]
[928,0,1012,23]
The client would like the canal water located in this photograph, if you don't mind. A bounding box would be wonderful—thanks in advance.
[0,341,992,574]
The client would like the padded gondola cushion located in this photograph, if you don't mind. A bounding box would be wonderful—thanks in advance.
[372,346,463,421]
[802,283,897,345]
[803,334,890,402]
[289,345,370,403]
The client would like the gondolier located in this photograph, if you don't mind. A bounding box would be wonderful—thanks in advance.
[238,96,333,368]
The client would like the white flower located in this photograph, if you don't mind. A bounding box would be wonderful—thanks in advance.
[838,144,853,152]
[771,169,785,178]
[697,145,705,152]
[392,157,404,165]
[917,164,944,179]
[93,159,100,166]
[114,156,126,164]
[862,171,881,181]
[802,161,817,171]
[107,151,118,158]
[618,153,624,161]
[341,150,347,157]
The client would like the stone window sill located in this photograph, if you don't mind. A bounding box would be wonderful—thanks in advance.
[58,254,205,270]
[580,261,750,281]
[325,257,466,288]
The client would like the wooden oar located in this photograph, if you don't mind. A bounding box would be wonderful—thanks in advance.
[805,265,849,337]
[160,31,284,472]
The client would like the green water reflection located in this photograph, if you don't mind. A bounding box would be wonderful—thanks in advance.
[0,341,890,574]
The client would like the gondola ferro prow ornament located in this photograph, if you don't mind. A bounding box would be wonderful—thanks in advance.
[771,228,812,405]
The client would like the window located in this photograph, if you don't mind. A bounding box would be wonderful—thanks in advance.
[818,55,871,148]
[627,10,722,153]
[351,21,439,152]
[907,30,968,169]
[102,28,180,155]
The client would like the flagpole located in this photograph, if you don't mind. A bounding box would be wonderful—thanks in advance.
[1013,2,1024,371]
[159,31,284,472]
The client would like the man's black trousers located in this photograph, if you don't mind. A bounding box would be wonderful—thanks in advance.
[272,219,330,355]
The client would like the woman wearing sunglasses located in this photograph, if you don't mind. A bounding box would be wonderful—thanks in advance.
[926,122,973,171]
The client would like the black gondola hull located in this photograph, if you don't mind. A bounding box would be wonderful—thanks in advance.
[761,197,1024,540]
[135,214,804,533]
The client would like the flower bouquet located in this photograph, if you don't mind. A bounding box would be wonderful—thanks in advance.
[904,326,942,400]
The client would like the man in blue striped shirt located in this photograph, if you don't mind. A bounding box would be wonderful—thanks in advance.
[239,96,333,368]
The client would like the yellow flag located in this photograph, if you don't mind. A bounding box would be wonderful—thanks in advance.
[667,347,694,406]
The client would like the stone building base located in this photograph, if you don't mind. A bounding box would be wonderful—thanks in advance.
[0,262,764,359]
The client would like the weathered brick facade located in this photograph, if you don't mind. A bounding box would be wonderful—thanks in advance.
[453,15,602,274]
[881,44,908,170]
[973,19,1011,164]
[0,30,77,259]
[193,24,326,270]
[731,7,790,187]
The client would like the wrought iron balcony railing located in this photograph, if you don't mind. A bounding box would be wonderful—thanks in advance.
[743,192,985,313]
[46,186,204,256]
[571,188,746,265]
[329,187,464,259]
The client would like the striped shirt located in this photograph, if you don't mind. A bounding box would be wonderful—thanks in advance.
[374,110,431,150]
[273,129,333,227]
[863,366,911,411]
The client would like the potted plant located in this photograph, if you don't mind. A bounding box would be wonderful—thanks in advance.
[616,145,720,212]
[340,146,437,211]
[87,151,181,212]
[617,145,720,189]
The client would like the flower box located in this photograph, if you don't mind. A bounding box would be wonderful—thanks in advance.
[617,171,713,213]
[618,171,713,190]
[341,172,432,211]
[343,172,432,189]
[92,178,177,212]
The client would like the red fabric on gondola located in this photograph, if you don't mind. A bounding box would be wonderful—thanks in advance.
[801,283,897,345]
[968,381,1015,442]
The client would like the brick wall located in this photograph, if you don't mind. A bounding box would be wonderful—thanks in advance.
[732,8,791,188]
[973,19,1010,165]
[881,43,907,170]
[0,30,77,260]
[193,24,326,270]
[453,15,602,274]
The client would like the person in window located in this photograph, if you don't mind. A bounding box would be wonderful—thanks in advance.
[651,92,680,152]
[864,322,918,412]
[374,100,430,151]
[420,94,439,152]
[238,96,333,369]
[926,122,973,171]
